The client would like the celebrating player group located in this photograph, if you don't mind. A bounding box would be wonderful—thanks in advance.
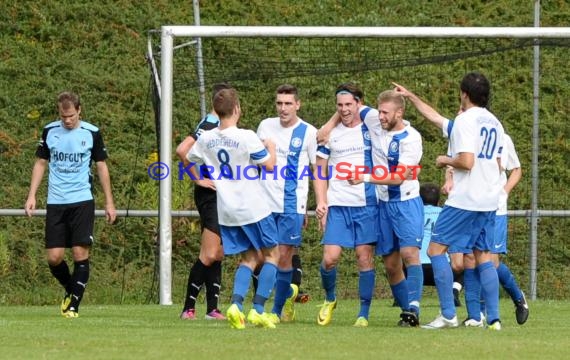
[28,72,528,331]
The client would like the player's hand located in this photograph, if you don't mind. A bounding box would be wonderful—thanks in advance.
[24,196,36,217]
[303,213,309,229]
[347,172,363,185]
[318,215,327,232]
[441,180,453,195]
[105,203,117,224]
[196,178,216,191]
[435,155,450,168]
[315,202,328,231]
[392,82,411,97]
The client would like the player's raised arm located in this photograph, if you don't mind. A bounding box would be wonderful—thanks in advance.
[316,112,340,145]
[393,82,447,129]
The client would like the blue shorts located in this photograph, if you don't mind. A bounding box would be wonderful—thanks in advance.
[431,206,496,253]
[272,212,304,246]
[491,215,508,254]
[220,215,279,255]
[376,197,424,256]
[321,205,378,248]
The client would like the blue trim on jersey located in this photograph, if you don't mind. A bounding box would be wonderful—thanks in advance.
[361,122,377,206]
[447,119,454,135]
[360,106,372,121]
[386,131,409,201]
[283,123,308,213]
[251,148,268,160]
[317,145,330,156]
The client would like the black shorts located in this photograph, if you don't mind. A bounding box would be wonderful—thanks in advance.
[45,200,95,249]
[194,186,220,236]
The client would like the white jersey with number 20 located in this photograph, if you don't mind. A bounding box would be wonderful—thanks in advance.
[443,107,505,211]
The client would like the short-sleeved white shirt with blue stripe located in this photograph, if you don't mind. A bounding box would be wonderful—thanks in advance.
[317,119,377,207]
[188,126,271,226]
[370,120,422,202]
[257,117,317,214]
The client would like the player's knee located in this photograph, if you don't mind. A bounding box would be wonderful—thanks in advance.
[322,256,338,270]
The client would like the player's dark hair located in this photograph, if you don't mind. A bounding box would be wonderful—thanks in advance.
[335,82,364,102]
[211,82,233,102]
[276,84,299,100]
[213,88,239,119]
[420,183,440,206]
[57,91,81,110]
[460,72,490,108]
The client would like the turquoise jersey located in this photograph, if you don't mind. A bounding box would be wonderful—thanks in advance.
[420,205,443,264]
[36,120,108,204]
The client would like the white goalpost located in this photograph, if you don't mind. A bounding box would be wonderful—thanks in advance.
[157,25,570,305]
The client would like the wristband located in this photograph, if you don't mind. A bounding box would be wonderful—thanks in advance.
[362,174,371,183]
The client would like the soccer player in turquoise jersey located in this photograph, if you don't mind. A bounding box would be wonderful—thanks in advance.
[25,91,116,318]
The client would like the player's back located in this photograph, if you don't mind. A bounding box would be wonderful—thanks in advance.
[446,107,504,211]
[192,126,271,226]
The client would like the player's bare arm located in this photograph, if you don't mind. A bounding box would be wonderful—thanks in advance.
[314,156,329,231]
[392,82,447,129]
[316,112,340,145]
[261,138,276,172]
[504,166,522,194]
[441,166,454,195]
[176,136,196,166]
[436,152,474,170]
[96,160,117,224]
[25,158,48,217]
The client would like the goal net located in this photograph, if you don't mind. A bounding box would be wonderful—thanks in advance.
[148,26,570,304]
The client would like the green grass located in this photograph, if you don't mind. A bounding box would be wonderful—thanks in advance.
[1,298,568,360]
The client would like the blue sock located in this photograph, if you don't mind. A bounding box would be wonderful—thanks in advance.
[390,280,409,312]
[271,268,293,316]
[464,268,482,321]
[320,264,337,302]
[431,254,455,320]
[253,262,277,314]
[497,262,523,303]
[232,265,253,311]
[479,269,487,316]
[478,261,500,323]
[358,269,375,319]
[405,264,423,315]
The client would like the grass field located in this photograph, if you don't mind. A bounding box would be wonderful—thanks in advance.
[1,297,569,360]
